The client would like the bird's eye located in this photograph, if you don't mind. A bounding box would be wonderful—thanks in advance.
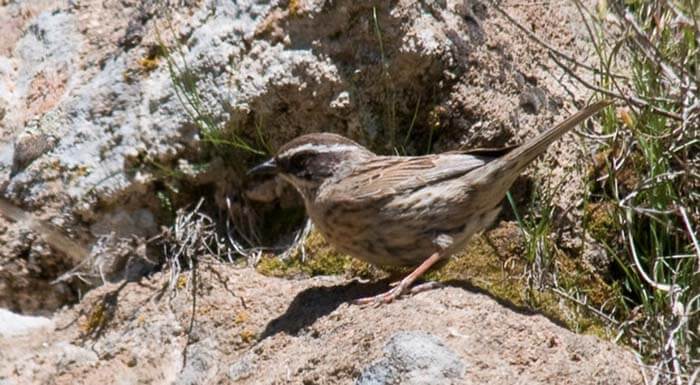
[279,149,334,181]
[285,152,312,177]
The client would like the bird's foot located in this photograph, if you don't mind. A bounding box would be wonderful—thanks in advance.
[351,280,443,306]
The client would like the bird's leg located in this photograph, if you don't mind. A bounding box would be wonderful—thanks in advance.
[353,252,443,305]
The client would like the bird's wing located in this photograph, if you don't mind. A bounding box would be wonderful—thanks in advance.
[326,153,492,202]
[457,145,518,157]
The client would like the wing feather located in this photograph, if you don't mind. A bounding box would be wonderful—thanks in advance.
[324,153,492,203]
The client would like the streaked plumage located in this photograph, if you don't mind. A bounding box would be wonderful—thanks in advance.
[250,100,611,303]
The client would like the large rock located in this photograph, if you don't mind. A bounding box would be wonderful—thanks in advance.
[0,267,642,384]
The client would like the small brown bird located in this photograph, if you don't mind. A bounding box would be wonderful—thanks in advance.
[250,100,611,304]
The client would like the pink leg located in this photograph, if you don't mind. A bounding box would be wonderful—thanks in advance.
[353,252,443,305]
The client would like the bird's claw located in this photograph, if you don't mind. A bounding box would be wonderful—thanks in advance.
[351,281,443,306]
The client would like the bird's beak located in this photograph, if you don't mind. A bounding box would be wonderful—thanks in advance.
[248,158,279,176]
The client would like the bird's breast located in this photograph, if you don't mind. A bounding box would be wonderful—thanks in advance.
[303,183,500,267]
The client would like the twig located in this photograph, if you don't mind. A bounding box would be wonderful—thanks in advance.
[551,287,620,326]
[548,52,683,120]
[678,206,700,261]
[182,257,198,369]
[280,219,313,262]
[622,11,690,91]
[689,367,699,385]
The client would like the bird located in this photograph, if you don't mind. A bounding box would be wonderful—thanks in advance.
[249,100,611,304]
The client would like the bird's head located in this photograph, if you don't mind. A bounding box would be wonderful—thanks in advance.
[249,133,374,200]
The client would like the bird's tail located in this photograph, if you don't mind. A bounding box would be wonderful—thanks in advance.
[475,100,611,184]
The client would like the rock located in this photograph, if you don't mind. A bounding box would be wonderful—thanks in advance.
[357,331,465,385]
[228,352,257,381]
[0,308,53,337]
[0,267,643,384]
[53,341,99,369]
[88,208,157,238]
[175,339,218,385]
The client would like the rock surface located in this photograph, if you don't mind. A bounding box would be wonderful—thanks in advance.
[356,331,465,385]
[0,267,642,385]
[0,308,53,337]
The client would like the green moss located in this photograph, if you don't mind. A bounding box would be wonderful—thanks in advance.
[300,231,367,276]
[428,224,617,338]
[255,230,380,279]
[584,202,618,244]
[82,300,107,334]
[138,56,159,72]
[288,0,300,16]
[255,255,300,277]
[429,230,526,301]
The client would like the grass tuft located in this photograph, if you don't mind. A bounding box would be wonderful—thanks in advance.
[566,0,698,381]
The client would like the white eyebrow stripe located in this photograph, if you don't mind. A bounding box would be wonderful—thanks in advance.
[280,143,360,157]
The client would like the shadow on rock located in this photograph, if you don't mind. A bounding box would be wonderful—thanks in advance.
[259,279,393,339]
[438,279,569,329]
[259,277,568,340]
